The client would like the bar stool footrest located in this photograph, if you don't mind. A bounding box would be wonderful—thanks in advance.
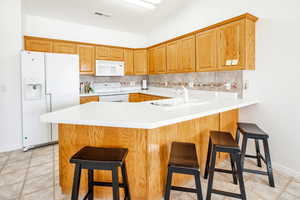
[243,168,268,176]
[212,189,242,199]
[93,181,126,188]
[171,186,200,193]
[245,154,266,164]
[214,168,234,174]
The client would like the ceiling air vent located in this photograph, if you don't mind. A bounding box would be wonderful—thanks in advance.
[94,12,111,18]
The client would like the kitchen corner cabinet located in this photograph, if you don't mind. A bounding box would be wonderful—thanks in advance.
[80,96,99,104]
[24,37,52,52]
[133,49,148,75]
[196,30,218,72]
[52,41,77,54]
[124,49,134,75]
[78,44,95,75]
[148,44,167,74]
[95,46,124,61]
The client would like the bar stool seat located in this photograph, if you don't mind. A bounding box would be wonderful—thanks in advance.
[70,146,131,200]
[238,122,268,138]
[204,131,246,200]
[164,142,203,200]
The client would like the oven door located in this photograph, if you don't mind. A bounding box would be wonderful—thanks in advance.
[99,94,129,102]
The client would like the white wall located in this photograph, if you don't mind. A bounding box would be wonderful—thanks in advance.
[23,15,148,48]
[0,0,23,152]
[147,0,300,174]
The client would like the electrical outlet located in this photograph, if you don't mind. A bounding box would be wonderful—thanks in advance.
[188,82,194,88]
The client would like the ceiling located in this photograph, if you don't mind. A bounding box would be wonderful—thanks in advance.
[23,0,191,34]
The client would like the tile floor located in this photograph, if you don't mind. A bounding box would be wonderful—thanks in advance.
[0,145,299,200]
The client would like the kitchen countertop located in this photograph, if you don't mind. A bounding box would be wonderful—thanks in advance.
[41,88,258,129]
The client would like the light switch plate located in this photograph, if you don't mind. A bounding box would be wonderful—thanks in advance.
[225,60,232,66]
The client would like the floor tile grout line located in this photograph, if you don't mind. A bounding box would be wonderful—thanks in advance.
[274,177,294,200]
[17,150,32,200]
[0,151,12,174]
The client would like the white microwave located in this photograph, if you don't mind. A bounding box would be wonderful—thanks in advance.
[95,60,125,76]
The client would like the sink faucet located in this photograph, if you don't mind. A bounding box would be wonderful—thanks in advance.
[181,86,189,103]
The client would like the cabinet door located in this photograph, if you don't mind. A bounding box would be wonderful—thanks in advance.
[178,35,196,72]
[95,46,110,60]
[148,48,155,74]
[110,48,124,60]
[124,49,134,75]
[134,49,148,75]
[78,45,95,75]
[166,41,179,73]
[154,44,167,74]
[25,38,52,52]
[52,41,77,54]
[218,20,245,70]
[196,30,217,72]
[80,96,99,104]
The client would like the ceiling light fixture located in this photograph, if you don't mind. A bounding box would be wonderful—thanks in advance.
[123,0,156,10]
[143,0,162,4]
[94,12,111,17]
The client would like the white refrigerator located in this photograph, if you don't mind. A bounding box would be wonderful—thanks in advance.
[21,51,79,151]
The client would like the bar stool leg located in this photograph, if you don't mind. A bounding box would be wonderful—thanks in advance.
[204,139,212,179]
[164,167,173,200]
[236,128,240,144]
[263,139,275,187]
[71,164,82,200]
[206,147,217,200]
[234,153,247,200]
[88,169,94,200]
[121,163,131,200]
[230,154,238,185]
[240,136,248,170]
[112,167,120,200]
[194,171,203,200]
[255,139,262,167]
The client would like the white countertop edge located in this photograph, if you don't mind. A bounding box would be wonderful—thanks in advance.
[42,99,258,129]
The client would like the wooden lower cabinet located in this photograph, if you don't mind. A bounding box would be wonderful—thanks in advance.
[80,96,99,104]
[58,109,239,199]
[129,93,169,102]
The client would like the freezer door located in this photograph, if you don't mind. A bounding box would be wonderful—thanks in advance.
[45,53,80,141]
[21,51,52,148]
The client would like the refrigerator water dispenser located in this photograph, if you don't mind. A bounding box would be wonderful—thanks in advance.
[24,79,43,100]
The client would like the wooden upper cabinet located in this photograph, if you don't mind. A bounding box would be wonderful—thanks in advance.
[178,35,196,72]
[196,30,217,72]
[154,44,167,74]
[52,41,77,54]
[217,20,246,70]
[124,49,134,75]
[78,44,95,75]
[24,37,52,52]
[148,48,155,74]
[133,49,148,75]
[95,46,124,61]
[166,41,179,73]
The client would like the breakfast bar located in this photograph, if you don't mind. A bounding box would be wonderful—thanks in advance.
[41,90,258,199]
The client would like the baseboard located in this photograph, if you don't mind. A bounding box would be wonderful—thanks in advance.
[273,162,300,179]
[0,144,22,153]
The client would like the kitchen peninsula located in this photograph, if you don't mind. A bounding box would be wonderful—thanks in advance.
[41,89,258,199]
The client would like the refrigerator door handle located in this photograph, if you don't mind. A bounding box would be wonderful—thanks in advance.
[45,93,52,112]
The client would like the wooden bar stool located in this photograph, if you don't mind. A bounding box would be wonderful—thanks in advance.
[236,122,275,187]
[70,146,131,200]
[204,131,246,200]
[164,142,203,200]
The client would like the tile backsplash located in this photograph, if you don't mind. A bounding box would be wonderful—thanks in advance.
[80,70,242,94]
